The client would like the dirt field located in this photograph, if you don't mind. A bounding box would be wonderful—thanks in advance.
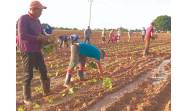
[16,30,171,111]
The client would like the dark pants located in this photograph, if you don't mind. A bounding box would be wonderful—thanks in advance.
[84,37,90,44]
[142,35,145,42]
[67,45,87,72]
[21,52,49,88]
[108,38,114,44]
[65,45,87,84]
[59,40,69,48]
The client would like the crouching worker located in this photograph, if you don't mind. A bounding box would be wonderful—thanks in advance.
[64,34,106,88]
[58,35,69,48]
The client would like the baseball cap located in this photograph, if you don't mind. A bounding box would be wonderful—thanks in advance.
[30,1,47,9]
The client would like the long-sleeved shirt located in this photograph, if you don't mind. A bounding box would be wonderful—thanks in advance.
[17,14,43,52]
[101,30,106,37]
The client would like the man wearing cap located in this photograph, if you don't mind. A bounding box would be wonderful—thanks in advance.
[17,1,50,105]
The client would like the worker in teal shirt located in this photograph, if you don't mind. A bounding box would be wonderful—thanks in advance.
[64,34,106,88]
[79,43,101,60]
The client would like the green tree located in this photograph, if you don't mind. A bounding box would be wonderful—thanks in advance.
[153,15,171,31]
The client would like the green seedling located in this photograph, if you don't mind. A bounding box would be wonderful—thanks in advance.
[34,86,43,94]
[87,78,97,84]
[42,44,54,55]
[87,62,97,69]
[60,90,67,97]
[33,103,41,109]
[68,87,79,95]
[48,97,54,104]
[17,106,25,111]
[102,77,113,90]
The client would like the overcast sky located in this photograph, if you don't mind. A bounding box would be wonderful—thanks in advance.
[16,0,171,29]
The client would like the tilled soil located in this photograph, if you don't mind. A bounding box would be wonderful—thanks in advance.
[16,31,171,111]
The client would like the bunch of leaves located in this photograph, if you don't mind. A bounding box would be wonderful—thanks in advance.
[33,103,41,109]
[102,77,113,90]
[61,90,67,97]
[68,87,79,95]
[34,86,43,94]
[87,78,97,84]
[17,106,25,111]
[48,72,54,77]
[42,44,54,55]
[45,97,54,104]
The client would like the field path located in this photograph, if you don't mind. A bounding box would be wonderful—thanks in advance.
[87,58,170,111]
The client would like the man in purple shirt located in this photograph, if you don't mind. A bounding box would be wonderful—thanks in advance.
[17,1,50,105]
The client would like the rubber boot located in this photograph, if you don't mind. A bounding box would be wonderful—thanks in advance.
[64,74,71,88]
[41,78,50,96]
[77,70,85,81]
[23,85,32,105]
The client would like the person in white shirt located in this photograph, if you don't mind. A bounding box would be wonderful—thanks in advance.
[101,28,107,43]
[108,29,115,43]
[128,30,133,42]
[117,28,121,42]
[141,27,146,42]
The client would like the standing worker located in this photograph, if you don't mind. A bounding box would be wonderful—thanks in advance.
[84,26,92,44]
[101,28,107,44]
[143,22,154,57]
[17,1,50,105]
[108,29,115,43]
[117,28,121,42]
[128,30,133,42]
[141,27,146,42]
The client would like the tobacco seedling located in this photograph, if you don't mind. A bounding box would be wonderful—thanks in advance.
[17,106,25,111]
[102,77,113,90]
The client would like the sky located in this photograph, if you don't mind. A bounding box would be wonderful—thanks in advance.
[16,0,171,29]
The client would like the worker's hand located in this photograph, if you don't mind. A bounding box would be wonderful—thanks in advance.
[36,36,43,41]
[37,34,50,44]
[37,34,47,41]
